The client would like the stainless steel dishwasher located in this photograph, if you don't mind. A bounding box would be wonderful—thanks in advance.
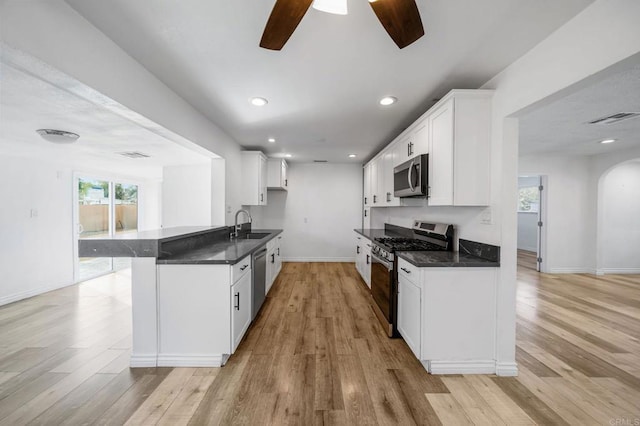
[252,248,267,319]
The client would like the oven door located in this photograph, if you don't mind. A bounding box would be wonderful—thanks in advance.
[370,251,395,337]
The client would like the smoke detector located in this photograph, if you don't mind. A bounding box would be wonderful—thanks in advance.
[36,129,80,144]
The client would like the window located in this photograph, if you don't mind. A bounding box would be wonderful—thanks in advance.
[518,186,539,213]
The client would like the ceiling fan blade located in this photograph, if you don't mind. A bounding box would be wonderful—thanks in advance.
[368,0,424,49]
[260,0,314,50]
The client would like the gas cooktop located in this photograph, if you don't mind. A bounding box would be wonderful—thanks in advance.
[374,237,447,252]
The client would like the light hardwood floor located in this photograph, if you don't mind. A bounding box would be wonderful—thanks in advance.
[0,263,639,425]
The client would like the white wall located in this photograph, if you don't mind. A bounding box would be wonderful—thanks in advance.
[517,213,537,252]
[478,0,640,374]
[162,163,212,228]
[0,154,162,305]
[600,160,640,273]
[519,155,594,272]
[250,163,362,261]
[1,0,243,226]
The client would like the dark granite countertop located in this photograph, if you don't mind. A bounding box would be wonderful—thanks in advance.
[156,229,283,265]
[79,226,228,258]
[396,251,499,267]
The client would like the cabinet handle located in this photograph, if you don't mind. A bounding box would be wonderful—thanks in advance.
[407,143,410,156]
[357,246,360,254]
[240,264,248,271]
[285,179,288,187]
[271,253,275,264]
[373,195,377,204]
[364,197,367,205]
[234,292,240,310]
[386,192,391,202]
[366,254,370,265]
[364,210,367,217]
[261,193,264,202]
[277,248,280,256]
[401,267,411,274]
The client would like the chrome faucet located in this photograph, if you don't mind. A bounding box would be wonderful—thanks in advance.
[232,209,252,239]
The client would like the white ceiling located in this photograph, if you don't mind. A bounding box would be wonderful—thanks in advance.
[65,0,594,163]
[519,61,640,157]
[0,61,212,179]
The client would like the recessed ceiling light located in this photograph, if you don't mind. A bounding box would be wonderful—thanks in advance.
[36,129,79,144]
[348,154,357,158]
[379,96,397,106]
[313,0,348,15]
[268,137,276,143]
[250,97,268,106]
[285,154,292,158]
[599,139,616,144]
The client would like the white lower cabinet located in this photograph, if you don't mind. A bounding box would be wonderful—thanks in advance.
[354,232,371,288]
[156,255,253,367]
[397,258,498,374]
[231,268,252,352]
[397,274,421,359]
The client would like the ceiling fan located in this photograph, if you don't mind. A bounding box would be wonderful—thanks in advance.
[260,0,425,51]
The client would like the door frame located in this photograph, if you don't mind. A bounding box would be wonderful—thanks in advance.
[72,171,143,283]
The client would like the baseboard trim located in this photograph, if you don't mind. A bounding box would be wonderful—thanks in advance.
[596,268,640,275]
[496,361,519,376]
[0,280,74,307]
[423,360,497,375]
[547,267,597,274]
[130,353,158,368]
[157,354,227,367]
[283,257,355,262]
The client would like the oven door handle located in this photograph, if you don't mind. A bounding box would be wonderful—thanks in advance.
[371,251,394,270]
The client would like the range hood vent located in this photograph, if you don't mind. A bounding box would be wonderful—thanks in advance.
[588,112,640,125]
[118,151,151,159]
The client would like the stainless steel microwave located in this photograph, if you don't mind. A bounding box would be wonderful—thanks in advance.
[394,154,428,197]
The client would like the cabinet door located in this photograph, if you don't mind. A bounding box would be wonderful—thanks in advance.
[395,134,413,166]
[281,161,288,189]
[384,148,400,206]
[265,249,276,294]
[275,236,283,276]
[363,164,371,207]
[363,244,372,289]
[376,155,386,206]
[412,120,429,156]
[428,98,454,206]
[260,155,268,205]
[355,235,363,277]
[370,159,379,206]
[397,275,421,359]
[231,271,252,353]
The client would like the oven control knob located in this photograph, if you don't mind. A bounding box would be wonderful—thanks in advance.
[381,249,387,258]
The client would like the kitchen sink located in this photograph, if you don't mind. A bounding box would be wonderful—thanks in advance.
[243,232,270,239]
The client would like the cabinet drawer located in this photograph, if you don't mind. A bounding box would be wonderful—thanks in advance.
[232,255,251,284]
[398,258,419,283]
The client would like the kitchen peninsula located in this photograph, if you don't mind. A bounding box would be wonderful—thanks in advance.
[79,225,283,367]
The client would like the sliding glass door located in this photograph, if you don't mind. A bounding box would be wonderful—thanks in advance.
[74,176,139,282]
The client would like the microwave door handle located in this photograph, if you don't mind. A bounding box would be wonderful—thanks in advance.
[407,160,415,192]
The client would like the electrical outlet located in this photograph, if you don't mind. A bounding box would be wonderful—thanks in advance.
[480,208,492,225]
[304,217,308,223]
[226,205,232,214]
[30,209,38,218]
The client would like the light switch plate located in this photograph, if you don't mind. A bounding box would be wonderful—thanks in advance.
[480,208,493,225]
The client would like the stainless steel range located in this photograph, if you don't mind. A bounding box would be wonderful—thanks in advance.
[370,221,453,337]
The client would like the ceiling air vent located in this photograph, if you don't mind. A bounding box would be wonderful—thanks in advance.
[313,160,328,163]
[588,112,640,125]
[118,151,151,159]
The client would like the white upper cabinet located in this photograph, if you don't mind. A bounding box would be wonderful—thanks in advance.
[428,92,492,206]
[383,146,400,206]
[394,118,429,167]
[241,151,267,205]
[267,158,288,190]
[363,163,371,207]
